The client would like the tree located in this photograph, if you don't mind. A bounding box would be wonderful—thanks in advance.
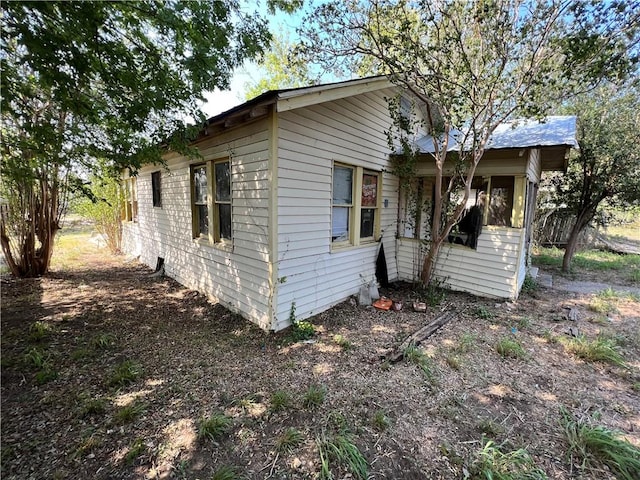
[299,0,639,285]
[243,32,312,100]
[552,85,640,272]
[1,1,299,278]
[75,169,125,256]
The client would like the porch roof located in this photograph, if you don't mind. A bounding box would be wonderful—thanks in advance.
[414,115,578,153]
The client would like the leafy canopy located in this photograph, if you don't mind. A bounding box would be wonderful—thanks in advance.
[0,0,300,277]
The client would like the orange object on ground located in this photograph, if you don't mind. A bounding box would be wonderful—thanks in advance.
[373,297,392,311]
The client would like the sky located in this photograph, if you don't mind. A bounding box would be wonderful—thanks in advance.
[200,1,313,118]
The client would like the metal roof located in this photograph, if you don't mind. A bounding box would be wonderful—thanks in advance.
[415,115,578,153]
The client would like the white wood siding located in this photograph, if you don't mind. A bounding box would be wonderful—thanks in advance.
[274,89,400,330]
[121,118,273,329]
[397,227,524,299]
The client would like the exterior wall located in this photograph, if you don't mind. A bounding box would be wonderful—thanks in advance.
[121,117,273,329]
[397,228,524,299]
[273,88,399,330]
[433,227,524,299]
[398,148,534,299]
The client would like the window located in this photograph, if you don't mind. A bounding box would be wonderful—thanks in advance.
[191,159,232,243]
[192,165,209,237]
[400,178,430,239]
[331,163,380,247]
[214,160,231,241]
[122,176,137,222]
[443,176,515,249]
[488,176,514,227]
[152,171,162,207]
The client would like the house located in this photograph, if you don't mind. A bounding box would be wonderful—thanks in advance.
[121,76,576,331]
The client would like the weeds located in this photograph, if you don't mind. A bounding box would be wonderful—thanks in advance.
[302,384,327,409]
[562,335,626,368]
[371,410,390,432]
[71,347,94,361]
[521,275,538,294]
[211,466,244,480]
[333,334,353,350]
[560,408,640,480]
[454,333,477,353]
[124,437,145,465]
[290,321,315,342]
[91,333,117,350]
[80,397,107,417]
[478,419,505,437]
[198,413,233,442]
[404,344,436,380]
[495,338,525,359]
[73,435,102,458]
[317,432,368,480]
[28,321,51,342]
[474,305,494,320]
[275,428,304,454]
[35,367,58,384]
[107,360,141,387]
[588,297,618,315]
[517,316,532,330]
[113,402,146,424]
[270,390,293,413]
[445,354,461,370]
[24,347,48,369]
[470,440,547,479]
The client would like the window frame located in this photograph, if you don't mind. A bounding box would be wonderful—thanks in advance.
[213,159,232,243]
[331,162,381,250]
[122,175,138,222]
[190,158,232,246]
[400,178,429,240]
[151,171,162,208]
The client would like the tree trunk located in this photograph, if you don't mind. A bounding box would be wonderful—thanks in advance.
[562,211,592,272]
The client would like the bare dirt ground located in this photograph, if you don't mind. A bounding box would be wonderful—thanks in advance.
[2,242,639,480]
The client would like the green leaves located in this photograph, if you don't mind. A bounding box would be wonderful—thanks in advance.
[0,1,275,277]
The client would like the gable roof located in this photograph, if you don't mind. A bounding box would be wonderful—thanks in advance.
[415,116,578,153]
[202,75,392,130]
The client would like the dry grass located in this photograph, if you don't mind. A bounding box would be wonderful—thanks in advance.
[1,233,639,479]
